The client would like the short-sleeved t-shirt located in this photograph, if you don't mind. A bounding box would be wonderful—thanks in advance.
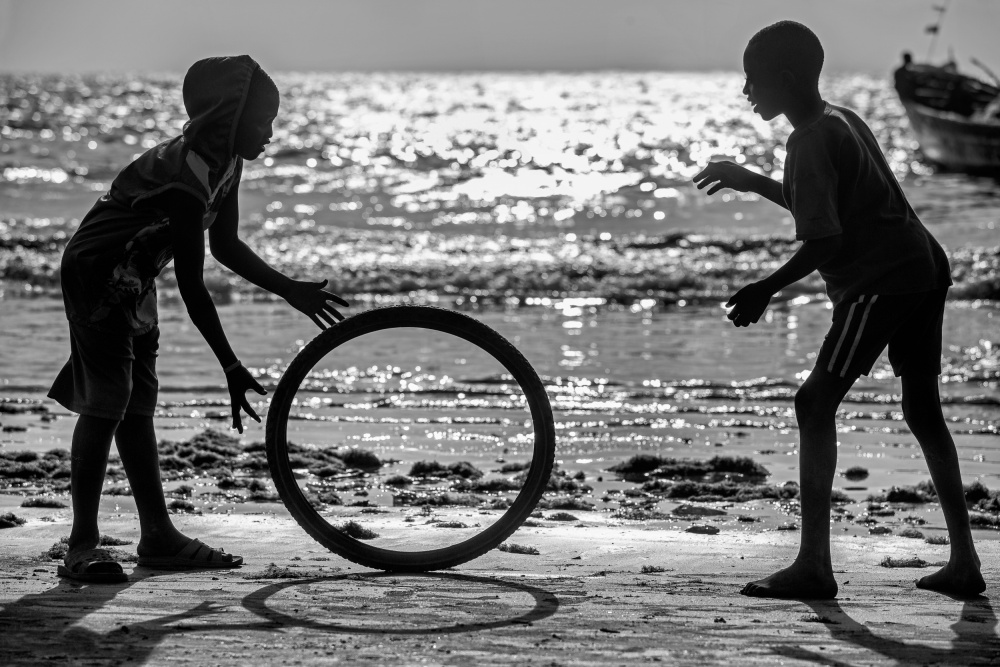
[782,103,952,305]
[60,137,242,334]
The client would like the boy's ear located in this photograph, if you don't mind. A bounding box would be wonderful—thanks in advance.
[779,69,797,89]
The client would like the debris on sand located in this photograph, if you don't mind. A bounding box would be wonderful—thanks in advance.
[612,506,672,520]
[242,563,315,579]
[498,542,539,555]
[43,535,136,562]
[685,524,720,535]
[879,556,929,568]
[969,513,1000,529]
[537,495,596,511]
[898,527,924,539]
[20,497,67,508]
[672,504,726,517]
[167,499,199,514]
[393,490,484,507]
[842,466,869,481]
[336,520,379,539]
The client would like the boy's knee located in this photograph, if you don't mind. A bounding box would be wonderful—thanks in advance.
[794,384,823,423]
[900,374,944,427]
[794,378,843,426]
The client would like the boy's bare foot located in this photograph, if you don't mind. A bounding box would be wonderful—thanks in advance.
[915,561,986,598]
[741,561,838,599]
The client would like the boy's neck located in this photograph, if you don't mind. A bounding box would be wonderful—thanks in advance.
[784,90,827,129]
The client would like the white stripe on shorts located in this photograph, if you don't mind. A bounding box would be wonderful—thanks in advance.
[839,295,878,377]
[827,294,879,377]
[827,295,864,375]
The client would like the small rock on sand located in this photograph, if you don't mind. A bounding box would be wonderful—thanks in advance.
[673,504,727,517]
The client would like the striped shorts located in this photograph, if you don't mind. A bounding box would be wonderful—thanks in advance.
[816,288,948,379]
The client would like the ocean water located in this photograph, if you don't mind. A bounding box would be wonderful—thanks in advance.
[0,72,998,540]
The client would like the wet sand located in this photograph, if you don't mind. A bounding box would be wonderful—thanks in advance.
[2,512,998,666]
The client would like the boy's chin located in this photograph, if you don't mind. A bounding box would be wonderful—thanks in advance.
[755,107,781,122]
[236,148,265,160]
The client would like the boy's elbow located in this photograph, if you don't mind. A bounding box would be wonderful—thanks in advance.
[208,238,232,264]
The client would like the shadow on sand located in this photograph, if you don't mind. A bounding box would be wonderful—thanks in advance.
[770,595,1000,666]
[0,570,560,664]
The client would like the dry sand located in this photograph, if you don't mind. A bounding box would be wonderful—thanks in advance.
[1,511,998,666]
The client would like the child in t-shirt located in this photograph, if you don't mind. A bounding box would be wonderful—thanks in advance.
[48,55,349,582]
[693,21,984,599]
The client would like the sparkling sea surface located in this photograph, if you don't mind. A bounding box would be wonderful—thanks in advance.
[0,71,997,538]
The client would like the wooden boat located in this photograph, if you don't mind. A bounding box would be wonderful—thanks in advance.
[893,60,1000,172]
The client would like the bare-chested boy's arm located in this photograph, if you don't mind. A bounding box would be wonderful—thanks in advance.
[208,188,348,329]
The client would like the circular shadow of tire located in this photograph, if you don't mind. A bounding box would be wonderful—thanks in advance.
[241,572,559,634]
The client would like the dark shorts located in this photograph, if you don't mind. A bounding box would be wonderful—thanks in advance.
[48,322,160,420]
[816,288,947,379]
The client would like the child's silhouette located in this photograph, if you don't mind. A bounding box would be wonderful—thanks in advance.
[693,21,984,599]
[48,56,349,582]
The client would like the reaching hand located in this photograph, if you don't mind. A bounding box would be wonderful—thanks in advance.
[225,365,267,433]
[692,160,756,196]
[284,279,350,329]
[725,282,773,327]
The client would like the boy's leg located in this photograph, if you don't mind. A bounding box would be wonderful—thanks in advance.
[113,326,241,566]
[67,414,120,554]
[901,373,985,596]
[742,368,856,599]
[114,415,241,566]
[112,413,189,556]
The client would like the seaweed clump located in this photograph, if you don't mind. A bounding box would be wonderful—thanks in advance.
[409,460,483,479]
[0,448,72,489]
[337,520,379,539]
[609,455,769,482]
[867,480,938,504]
[21,497,67,508]
[392,490,484,507]
[641,479,798,503]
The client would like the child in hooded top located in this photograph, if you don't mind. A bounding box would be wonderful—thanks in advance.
[48,55,349,581]
[693,21,984,599]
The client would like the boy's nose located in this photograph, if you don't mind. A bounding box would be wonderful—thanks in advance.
[742,80,750,95]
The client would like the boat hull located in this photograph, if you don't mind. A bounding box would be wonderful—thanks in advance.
[901,100,1000,171]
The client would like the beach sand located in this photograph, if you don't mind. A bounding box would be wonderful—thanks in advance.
[2,512,998,666]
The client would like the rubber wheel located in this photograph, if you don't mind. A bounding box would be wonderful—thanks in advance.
[265,305,556,572]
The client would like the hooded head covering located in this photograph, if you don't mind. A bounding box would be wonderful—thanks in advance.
[182,55,264,167]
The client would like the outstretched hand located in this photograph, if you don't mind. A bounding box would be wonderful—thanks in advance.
[692,160,756,195]
[726,281,773,327]
[225,365,267,433]
[284,279,350,329]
